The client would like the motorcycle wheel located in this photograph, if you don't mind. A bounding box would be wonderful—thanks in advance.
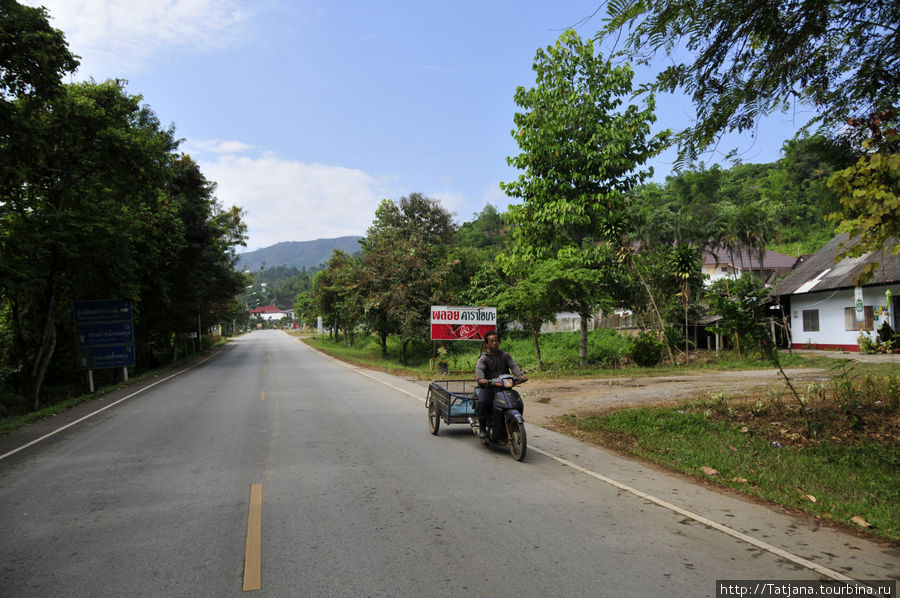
[507,420,527,461]
[427,398,440,435]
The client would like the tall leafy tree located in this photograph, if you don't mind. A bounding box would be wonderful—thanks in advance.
[667,243,702,362]
[1,0,78,404]
[596,0,900,164]
[2,80,181,407]
[826,112,900,280]
[502,29,668,366]
[136,155,246,364]
[357,193,456,364]
[2,79,247,404]
[0,0,79,125]
[596,0,899,260]
[313,250,361,344]
[767,135,854,251]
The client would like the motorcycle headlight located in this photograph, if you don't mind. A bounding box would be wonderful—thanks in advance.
[503,378,514,388]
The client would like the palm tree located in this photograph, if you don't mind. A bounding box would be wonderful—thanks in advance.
[668,243,701,364]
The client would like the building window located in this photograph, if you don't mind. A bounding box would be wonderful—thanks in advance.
[802,310,819,332]
[844,306,874,331]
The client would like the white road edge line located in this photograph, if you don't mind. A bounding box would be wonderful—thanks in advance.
[529,446,853,582]
[316,345,854,583]
[0,353,218,462]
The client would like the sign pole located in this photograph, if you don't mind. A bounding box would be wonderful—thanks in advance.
[88,370,94,393]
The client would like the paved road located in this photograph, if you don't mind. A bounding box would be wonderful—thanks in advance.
[0,331,896,597]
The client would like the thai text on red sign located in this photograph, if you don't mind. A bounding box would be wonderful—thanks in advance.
[431,306,497,340]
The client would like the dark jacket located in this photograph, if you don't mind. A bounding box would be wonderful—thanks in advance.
[475,349,524,382]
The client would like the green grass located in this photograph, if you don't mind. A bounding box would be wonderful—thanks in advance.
[556,399,900,545]
[299,330,834,380]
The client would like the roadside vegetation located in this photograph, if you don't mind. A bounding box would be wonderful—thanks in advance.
[1,4,248,414]
[552,360,900,546]
[300,329,821,379]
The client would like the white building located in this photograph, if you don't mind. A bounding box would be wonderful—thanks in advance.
[771,234,899,351]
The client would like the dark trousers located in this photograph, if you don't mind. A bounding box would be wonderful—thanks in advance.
[476,386,495,421]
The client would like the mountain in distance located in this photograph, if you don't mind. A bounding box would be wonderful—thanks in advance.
[237,236,362,271]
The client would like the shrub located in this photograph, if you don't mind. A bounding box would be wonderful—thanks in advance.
[629,330,665,367]
[588,329,632,368]
[858,332,878,354]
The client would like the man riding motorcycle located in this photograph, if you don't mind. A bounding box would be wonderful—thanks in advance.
[475,330,527,439]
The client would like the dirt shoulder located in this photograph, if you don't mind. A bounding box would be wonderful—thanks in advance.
[523,367,830,426]
[522,350,899,426]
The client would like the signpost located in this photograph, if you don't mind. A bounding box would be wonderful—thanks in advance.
[430,306,497,341]
[74,299,135,392]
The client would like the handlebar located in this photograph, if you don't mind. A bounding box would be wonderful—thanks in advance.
[479,375,527,388]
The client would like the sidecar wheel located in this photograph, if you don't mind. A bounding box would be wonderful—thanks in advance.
[507,420,527,461]
[427,399,440,435]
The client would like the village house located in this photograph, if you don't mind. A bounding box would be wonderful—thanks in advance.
[771,234,899,351]
[702,245,800,286]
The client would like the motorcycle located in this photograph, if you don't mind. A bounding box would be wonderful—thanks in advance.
[469,374,527,461]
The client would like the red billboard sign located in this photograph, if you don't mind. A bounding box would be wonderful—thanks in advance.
[431,306,497,341]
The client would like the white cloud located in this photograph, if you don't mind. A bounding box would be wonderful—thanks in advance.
[480,182,510,212]
[25,0,253,78]
[185,139,255,155]
[429,190,468,221]
[197,149,384,251]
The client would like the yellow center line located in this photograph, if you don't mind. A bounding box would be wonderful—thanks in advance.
[243,483,263,591]
[260,389,266,401]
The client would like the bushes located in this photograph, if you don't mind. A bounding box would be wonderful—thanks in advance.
[310,327,685,372]
[629,330,665,367]
[588,329,633,368]
[505,329,633,371]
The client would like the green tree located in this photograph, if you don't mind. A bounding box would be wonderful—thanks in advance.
[502,29,668,366]
[1,73,246,406]
[357,193,456,364]
[597,0,899,262]
[666,243,702,363]
[705,273,772,357]
[292,291,314,329]
[137,155,246,364]
[320,250,362,345]
[0,0,79,123]
[312,261,340,340]
[826,113,900,280]
[453,203,507,251]
[493,259,573,371]
[1,80,181,407]
[757,135,854,253]
[596,0,900,164]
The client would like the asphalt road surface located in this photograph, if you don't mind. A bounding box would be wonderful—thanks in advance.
[1,330,896,597]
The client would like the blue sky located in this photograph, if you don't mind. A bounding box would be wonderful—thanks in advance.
[29,0,808,251]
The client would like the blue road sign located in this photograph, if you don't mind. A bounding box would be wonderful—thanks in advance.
[77,344,136,369]
[77,321,134,346]
[74,299,132,324]
[74,299,135,370]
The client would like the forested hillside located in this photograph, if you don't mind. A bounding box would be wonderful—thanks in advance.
[237,236,362,271]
